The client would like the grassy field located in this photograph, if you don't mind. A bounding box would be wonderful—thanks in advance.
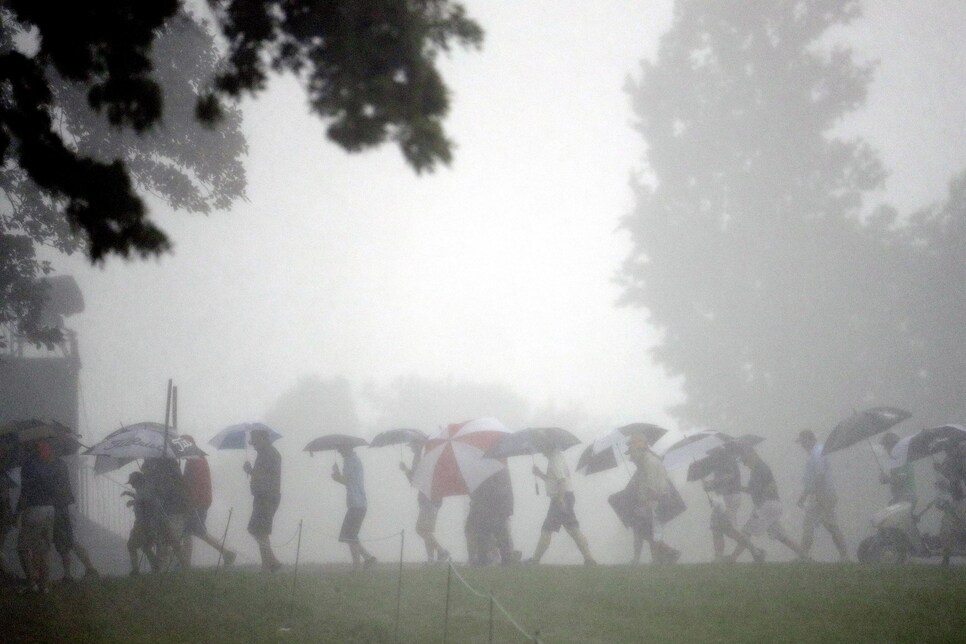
[3,563,966,642]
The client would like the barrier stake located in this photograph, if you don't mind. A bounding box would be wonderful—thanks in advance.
[442,563,452,643]
[394,529,405,643]
[488,591,495,644]
[216,508,233,569]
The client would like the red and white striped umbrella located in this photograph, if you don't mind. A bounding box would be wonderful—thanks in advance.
[412,417,511,499]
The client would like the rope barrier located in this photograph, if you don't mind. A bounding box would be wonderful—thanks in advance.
[317,529,404,543]
[270,524,303,549]
[445,562,542,642]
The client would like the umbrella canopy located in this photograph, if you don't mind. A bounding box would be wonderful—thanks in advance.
[304,434,368,453]
[369,428,429,448]
[209,423,282,450]
[822,407,911,455]
[84,423,205,473]
[484,427,580,459]
[576,423,669,475]
[412,417,511,499]
[0,419,82,461]
[656,431,732,472]
[888,424,966,468]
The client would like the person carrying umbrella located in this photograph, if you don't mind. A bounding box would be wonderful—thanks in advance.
[698,448,748,562]
[795,429,849,562]
[935,440,966,566]
[332,446,377,570]
[50,443,100,581]
[879,432,916,507]
[122,471,161,575]
[244,428,282,573]
[400,444,449,564]
[14,440,58,593]
[466,467,517,566]
[527,445,596,565]
[626,436,680,565]
[729,444,809,561]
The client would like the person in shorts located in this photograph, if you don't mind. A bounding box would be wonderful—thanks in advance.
[244,429,282,572]
[123,471,160,574]
[703,449,744,561]
[15,441,58,592]
[730,445,808,561]
[332,446,376,570]
[528,445,596,565]
[400,443,449,564]
[50,446,99,581]
[795,430,849,562]
[143,457,190,569]
[627,437,680,565]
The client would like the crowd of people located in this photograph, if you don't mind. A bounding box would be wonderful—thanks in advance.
[3,423,966,593]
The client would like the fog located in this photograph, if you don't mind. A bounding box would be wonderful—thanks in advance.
[42,1,966,567]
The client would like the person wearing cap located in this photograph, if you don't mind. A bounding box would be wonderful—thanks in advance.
[878,432,915,507]
[627,436,680,565]
[244,428,282,572]
[15,441,58,592]
[795,429,849,562]
[122,470,160,574]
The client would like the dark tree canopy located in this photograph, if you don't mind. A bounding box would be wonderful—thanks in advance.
[621,0,966,433]
[0,0,481,344]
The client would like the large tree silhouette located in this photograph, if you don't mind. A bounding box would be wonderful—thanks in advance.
[620,0,928,433]
[0,1,482,344]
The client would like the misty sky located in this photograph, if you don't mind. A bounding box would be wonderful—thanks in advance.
[44,1,966,563]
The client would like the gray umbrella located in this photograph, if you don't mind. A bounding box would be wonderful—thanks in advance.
[304,434,369,453]
[822,407,911,455]
[369,428,428,448]
[484,427,580,459]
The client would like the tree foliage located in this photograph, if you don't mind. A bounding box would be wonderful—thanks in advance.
[621,0,966,432]
[0,0,482,344]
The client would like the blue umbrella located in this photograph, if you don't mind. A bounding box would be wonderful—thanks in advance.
[209,423,282,450]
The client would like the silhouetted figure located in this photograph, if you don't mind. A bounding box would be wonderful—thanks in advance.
[879,432,916,507]
[466,468,517,566]
[143,457,190,569]
[181,440,236,567]
[123,471,160,575]
[332,446,377,570]
[400,445,448,564]
[15,441,58,593]
[730,446,808,562]
[244,429,282,572]
[795,430,848,562]
[936,442,966,567]
[50,451,99,581]
[627,437,680,565]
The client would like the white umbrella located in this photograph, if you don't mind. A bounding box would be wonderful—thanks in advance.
[85,422,204,473]
[656,431,732,472]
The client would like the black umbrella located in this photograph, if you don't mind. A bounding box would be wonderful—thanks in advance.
[889,424,966,467]
[304,434,369,453]
[484,427,580,459]
[576,423,670,475]
[686,435,764,482]
[369,428,428,448]
[822,407,911,455]
[617,423,669,444]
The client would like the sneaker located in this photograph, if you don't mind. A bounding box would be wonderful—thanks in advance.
[223,551,237,567]
[268,561,283,573]
[663,548,682,565]
[84,569,100,580]
[61,575,76,585]
[363,556,377,571]
[437,550,451,563]
[751,547,766,563]
[583,558,598,566]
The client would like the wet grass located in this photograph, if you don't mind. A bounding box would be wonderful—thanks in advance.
[2,563,966,642]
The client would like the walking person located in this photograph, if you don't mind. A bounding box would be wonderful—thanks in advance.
[400,444,449,564]
[466,467,518,566]
[15,441,58,593]
[627,437,680,565]
[181,439,236,567]
[697,449,751,562]
[795,430,849,562]
[122,471,160,575]
[729,445,808,561]
[244,428,282,572]
[50,445,99,581]
[332,446,377,570]
[143,456,190,569]
[528,445,596,565]
[879,432,916,507]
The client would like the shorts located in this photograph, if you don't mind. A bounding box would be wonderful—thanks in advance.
[803,494,839,530]
[710,493,740,531]
[19,505,55,554]
[248,493,280,537]
[339,506,367,543]
[128,520,156,550]
[743,500,786,540]
[542,492,579,533]
[415,503,438,534]
[186,507,209,537]
[53,508,74,555]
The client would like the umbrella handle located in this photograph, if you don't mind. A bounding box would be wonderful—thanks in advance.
[867,438,885,476]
